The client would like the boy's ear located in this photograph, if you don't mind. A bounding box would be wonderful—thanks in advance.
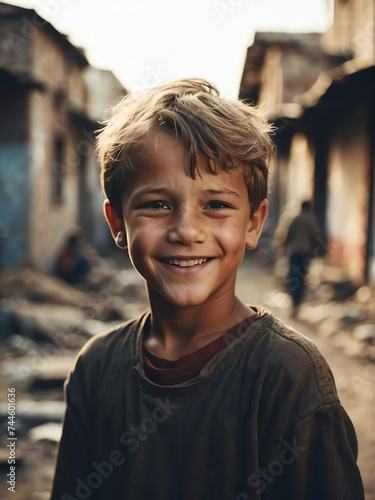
[245,199,268,250]
[103,200,127,249]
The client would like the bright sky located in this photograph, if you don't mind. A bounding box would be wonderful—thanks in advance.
[3,0,329,97]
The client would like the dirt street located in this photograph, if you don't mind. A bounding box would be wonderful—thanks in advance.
[0,256,373,499]
[236,256,375,500]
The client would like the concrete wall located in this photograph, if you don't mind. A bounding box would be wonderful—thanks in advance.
[68,61,87,111]
[0,17,32,75]
[0,78,30,269]
[281,49,340,104]
[258,47,283,114]
[285,133,315,208]
[323,0,374,61]
[326,105,370,281]
[28,88,80,270]
[84,67,126,121]
[28,28,85,270]
[256,40,342,113]
[85,148,111,253]
[0,86,28,142]
[0,144,30,268]
[0,11,98,270]
[83,67,127,253]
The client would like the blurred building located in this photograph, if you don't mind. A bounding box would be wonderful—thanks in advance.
[0,3,126,271]
[84,67,127,254]
[240,0,375,284]
[239,32,346,229]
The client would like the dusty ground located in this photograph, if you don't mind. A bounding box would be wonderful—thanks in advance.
[0,256,374,499]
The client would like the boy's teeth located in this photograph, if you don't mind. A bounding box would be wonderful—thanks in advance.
[165,258,207,267]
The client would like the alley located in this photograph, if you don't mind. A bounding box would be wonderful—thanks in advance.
[0,254,374,499]
[236,255,375,500]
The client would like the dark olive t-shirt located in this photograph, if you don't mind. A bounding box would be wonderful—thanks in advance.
[51,308,364,500]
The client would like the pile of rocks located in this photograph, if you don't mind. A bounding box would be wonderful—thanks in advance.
[299,261,375,360]
[0,258,148,498]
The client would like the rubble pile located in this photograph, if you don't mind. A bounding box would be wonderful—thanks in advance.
[299,262,375,360]
[0,258,147,499]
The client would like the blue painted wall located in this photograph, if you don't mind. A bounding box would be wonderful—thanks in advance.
[0,144,30,269]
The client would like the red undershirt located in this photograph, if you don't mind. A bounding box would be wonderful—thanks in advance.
[143,310,261,385]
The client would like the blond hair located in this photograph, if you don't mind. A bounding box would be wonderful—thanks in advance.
[97,78,275,216]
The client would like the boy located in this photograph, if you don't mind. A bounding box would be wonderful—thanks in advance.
[51,79,364,499]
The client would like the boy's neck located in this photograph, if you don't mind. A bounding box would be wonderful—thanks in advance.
[145,289,255,361]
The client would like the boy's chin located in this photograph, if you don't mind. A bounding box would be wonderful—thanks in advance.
[154,294,207,309]
[147,285,218,309]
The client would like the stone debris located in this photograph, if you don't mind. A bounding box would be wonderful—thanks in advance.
[1,300,120,346]
[294,261,375,361]
[0,447,23,466]
[319,317,342,339]
[272,258,375,361]
[27,356,75,390]
[354,286,374,305]
[0,400,65,429]
[29,422,62,443]
[2,300,88,344]
[341,306,369,326]
[2,349,106,390]
[299,303,342,324]
[332,331,368,358]
[0,256,372,499]
[353,323,375,344]
[0,265,89,306]
[0,262,148,335]
[330,280,359,301]
[6,335,40,357]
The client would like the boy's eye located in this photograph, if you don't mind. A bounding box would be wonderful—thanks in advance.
[204,200,232,210]
[138,201,169,210]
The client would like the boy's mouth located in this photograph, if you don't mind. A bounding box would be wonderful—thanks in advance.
[162,257,209,267]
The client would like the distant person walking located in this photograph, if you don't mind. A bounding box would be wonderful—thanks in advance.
[284,200,320,316]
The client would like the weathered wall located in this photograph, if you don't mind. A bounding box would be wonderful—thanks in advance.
[0,87,28,142]
[0,144,30,268]
[84,67,127,252]
[85,146,111,253]
[28,29,83,270]
[0,17,32,75]
[323,0,374,61]
[281,49,340,104]
[28,88,80,270]
[326,105,370,281]
[0,81,30,268]
[68,62,87,111]
[285,133,315,207]
[84,67,126,121]
[255,36,342,114]
[258,47,283,113]
[32,26,67,92]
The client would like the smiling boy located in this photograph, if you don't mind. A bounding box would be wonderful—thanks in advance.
[51,79,364,499]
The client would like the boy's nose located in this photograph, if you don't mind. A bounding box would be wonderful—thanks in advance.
[167,208,207,245]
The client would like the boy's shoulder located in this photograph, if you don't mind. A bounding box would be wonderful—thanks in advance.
[246,310,340,418]
[82,311,147,350]
[66,310,149,380]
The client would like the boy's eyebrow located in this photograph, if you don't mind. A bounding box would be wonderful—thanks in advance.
[131,187,170,199]
[203,189,240,198]
[131,187,241,199]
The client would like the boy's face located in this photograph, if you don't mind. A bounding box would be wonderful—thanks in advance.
[105,132,267,308]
